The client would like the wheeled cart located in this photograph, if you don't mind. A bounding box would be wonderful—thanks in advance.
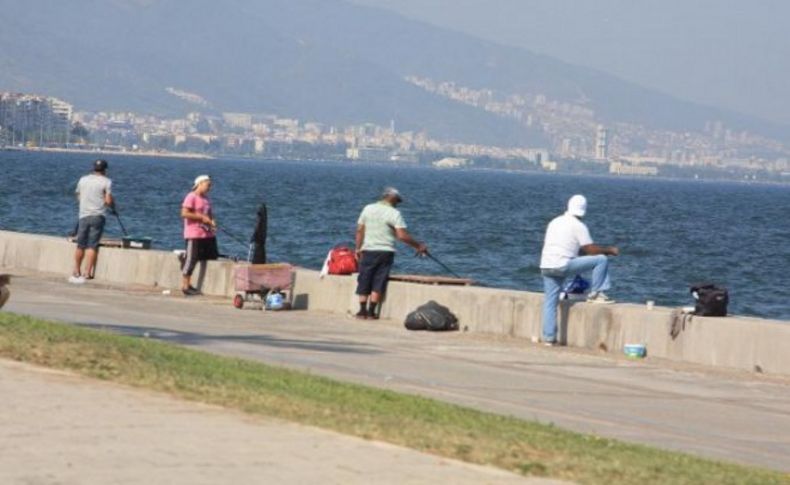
[232,263,295,310]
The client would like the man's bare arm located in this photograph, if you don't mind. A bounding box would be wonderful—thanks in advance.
[395,228,428,254]
[355,224,365,258]
[180,207,213,224]
[580,244,619,256]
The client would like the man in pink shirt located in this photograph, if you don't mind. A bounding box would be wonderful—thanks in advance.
[180,175,218,296]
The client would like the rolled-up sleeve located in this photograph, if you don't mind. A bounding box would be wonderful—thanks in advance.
[182,193,196,210]
[392,211,407,229]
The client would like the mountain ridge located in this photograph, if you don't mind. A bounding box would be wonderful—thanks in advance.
[1,0,786,146]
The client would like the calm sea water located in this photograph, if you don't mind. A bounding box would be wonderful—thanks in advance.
[2,150,789,320]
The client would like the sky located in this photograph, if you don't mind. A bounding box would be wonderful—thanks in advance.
[349,0,790,126]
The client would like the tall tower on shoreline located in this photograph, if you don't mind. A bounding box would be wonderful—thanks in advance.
[595,125,608,160]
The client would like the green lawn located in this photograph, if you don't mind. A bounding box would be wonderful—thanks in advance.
[0,312,787,485]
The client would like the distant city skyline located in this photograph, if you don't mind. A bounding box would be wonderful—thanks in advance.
[4,88,788,182]
[349,0,790,127]
[3,0,789,176]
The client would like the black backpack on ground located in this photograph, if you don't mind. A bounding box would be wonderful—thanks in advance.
[404,301,459,331]
[690,283,728,317]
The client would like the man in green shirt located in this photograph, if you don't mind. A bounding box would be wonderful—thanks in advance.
[355,187,428,319]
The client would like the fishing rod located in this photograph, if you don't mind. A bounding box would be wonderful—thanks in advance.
[110,205,129,236]
[212,225,250,262]
[421,251,464,279]
[391,192,460,278]
[218,221,275,263]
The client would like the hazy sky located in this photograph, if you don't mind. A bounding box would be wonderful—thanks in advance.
[349,0,790,126]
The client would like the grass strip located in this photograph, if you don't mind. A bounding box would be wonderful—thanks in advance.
[0,312,787,485]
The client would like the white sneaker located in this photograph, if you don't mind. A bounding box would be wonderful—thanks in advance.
[587,292,614,304]
[68,275,86,285]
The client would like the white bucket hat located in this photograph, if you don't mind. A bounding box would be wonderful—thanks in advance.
[567,194,587,217]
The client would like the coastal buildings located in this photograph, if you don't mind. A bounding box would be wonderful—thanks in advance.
[0,93,73,146]
[346,146,392,162]
[433,157,470,168]
[1,88,787,181]
[609,161,658,176]
[404,76,790,174]
[595,125,609,160]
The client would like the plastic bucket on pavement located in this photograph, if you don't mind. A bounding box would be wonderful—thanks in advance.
[624,343,647,359]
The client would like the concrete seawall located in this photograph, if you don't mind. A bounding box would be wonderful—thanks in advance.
[2,230,789,377]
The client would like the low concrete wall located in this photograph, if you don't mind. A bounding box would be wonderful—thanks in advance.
[2,230,789,377]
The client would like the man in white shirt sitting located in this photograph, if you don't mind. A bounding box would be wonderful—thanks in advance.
[539,195,619,345]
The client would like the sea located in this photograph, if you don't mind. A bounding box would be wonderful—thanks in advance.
[1,150,789,320]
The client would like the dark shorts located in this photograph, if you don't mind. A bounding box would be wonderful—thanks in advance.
[182,237,219,276]
[356,251,395,296]
[75,215,106,249]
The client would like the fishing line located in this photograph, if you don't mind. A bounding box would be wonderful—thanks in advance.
[217,225,249,249]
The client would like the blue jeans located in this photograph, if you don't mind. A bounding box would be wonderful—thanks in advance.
[541,255,612,342]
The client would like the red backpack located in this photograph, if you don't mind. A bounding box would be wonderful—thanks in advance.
[327,246,358,275]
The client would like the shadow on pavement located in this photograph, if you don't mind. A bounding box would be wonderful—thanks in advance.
[76,322,383,355]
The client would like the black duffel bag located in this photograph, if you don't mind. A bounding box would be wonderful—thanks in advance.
[404,301,459,331]
[690,283,728,317]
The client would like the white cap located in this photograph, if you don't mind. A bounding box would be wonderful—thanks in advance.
[567,194,587,217]
[382,186,402,201]
[193,174,211,189]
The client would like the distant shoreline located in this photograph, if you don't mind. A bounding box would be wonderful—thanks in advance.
[0,146,213,160]
[3,147,788,186]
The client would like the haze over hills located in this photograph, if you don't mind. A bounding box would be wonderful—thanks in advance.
[352,0,790,128]
[1,0,786,147]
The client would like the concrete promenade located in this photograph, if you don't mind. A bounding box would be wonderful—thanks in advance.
[0,359,546,485]
[3,230,790,377]
[4,271,790,472]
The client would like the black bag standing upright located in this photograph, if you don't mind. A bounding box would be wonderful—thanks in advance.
[690,283,729,317]
[251,203,268,264]
[404,301,459,331]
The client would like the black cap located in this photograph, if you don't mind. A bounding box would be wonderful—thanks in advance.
[94,159,108,172]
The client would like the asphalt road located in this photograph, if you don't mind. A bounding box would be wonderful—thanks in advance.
[5,272,790,472]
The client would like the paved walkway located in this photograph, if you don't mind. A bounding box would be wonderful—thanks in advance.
[0,359,556,485]
[4,271,790,472]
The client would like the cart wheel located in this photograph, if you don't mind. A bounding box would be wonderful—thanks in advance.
[233,294,244,309]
